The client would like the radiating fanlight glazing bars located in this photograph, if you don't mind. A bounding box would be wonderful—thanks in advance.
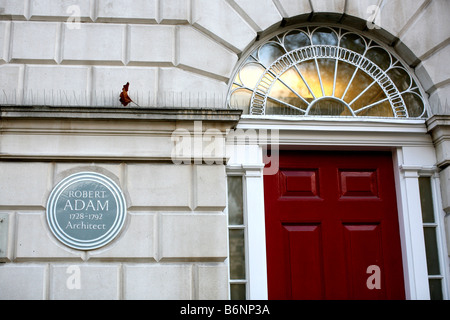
[227,26,428,118]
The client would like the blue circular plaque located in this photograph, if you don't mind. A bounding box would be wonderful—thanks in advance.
[46,172,127,250]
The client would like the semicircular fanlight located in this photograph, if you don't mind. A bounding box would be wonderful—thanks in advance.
[227,26,428,118]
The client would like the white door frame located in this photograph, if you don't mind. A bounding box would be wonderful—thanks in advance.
[226,116,447,300]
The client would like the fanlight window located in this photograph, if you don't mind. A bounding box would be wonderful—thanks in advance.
[228,26,427,118]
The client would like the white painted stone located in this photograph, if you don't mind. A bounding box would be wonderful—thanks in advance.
[0,21,10,63]
[311,0,345,13]
[0,162,51,207]
[126,164,192,209]
[97,0,157,23]
[191,0,256,52]
[195,165,226,209]
[402,146,437,167]
[50,264,120,299]
[0,0,28,20]
[92,66,157,106]
[310,0,345,22]
[197,264,229,299]
[128,25,175,66]
[0,264,47,300]
[398,0,450,61]
[345,0,378,19]
[160,0,190,24]
[124,264,192,299]
[343,0,379,29]
[0,122,177,160]
[416,45,450,92]
[441,167,450,214]
[158,67,228,105]
[160,214,228,259]
[62,23,125,64]
[30,0,93,21]
[24,65,89,105]
[16,213,82,259]
[379,0,428,38]
[53,163,123,185]
[0,64,23,104]
[272,0,311,19]
[428,83,450,116]
[10,21,59,63]
[0,212,10,261]
[89,213,156,260]
[230,0,282,32]
[177,26,238,81]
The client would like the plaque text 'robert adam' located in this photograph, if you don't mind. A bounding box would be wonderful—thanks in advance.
[63,190,109,230]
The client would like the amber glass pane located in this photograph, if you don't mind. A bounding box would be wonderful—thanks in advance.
[356,100,393,117]
[239,63,266,89]
[317,59,336,97]
[350,83,387,112]
[265,98,304,115]
[297,60,322,98]
[343,69,373,103]
[308,99,351,116]
[229,89,251,113]
[334,61,356,99]
[279,68,310,99]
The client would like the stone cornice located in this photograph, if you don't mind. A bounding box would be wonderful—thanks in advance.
[0,105,242,161]
[0,105,242,124]
[426,115,450,169]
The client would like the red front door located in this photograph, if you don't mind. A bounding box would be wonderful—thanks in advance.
[264,151,405,300]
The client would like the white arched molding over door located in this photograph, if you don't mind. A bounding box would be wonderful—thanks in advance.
[227,26,429,119]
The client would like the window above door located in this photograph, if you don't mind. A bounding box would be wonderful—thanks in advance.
[227,26,428,119]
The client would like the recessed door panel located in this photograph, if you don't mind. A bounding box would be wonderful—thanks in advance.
[282,224,324,299]
[343,223,385,299]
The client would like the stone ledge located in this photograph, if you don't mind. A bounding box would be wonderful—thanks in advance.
[427,115,450,169]
[0,105,242,123]
[426,114,450,132]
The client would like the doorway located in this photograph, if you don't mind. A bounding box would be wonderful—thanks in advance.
[264,151,405,299]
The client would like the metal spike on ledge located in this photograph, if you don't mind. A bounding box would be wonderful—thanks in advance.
[0,90,229,109]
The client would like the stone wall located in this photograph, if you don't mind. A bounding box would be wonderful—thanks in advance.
[0,107,239,299]
[0,162,228,299]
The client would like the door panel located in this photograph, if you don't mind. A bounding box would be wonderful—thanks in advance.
[264,151,405,300]
[343,223,385,299]
[282,224,324,299]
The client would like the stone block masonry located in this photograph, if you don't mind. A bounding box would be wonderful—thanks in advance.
[0,0,448,110]
[0,106,240,299]
[0,160,229,299]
